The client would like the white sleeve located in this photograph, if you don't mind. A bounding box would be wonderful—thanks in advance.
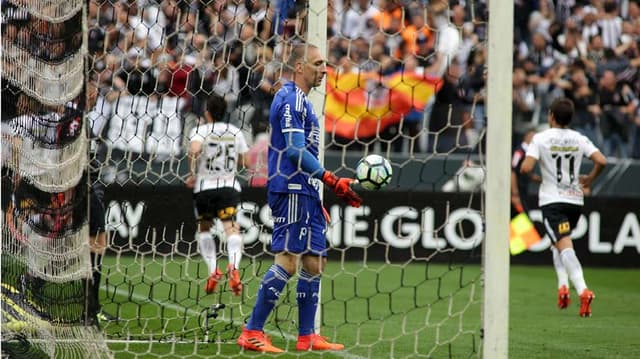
[581,135,599,158]
[525,135,540,159]
[236,131,250,154]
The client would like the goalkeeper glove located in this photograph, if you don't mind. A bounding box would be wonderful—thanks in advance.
[322,171,362,208]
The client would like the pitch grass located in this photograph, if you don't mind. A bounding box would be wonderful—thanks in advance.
[99,256,640,358]
[509,265,640,359]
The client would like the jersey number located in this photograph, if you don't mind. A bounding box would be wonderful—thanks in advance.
[551,153,576,184]
[205,143,236,172]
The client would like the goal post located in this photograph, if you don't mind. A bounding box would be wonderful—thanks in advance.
[483,0,513,357]
[306,0,329,334]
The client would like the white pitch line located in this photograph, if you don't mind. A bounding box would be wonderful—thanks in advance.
[102,285,368,359]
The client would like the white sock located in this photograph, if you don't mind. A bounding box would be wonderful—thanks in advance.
[550,246,569,289]
[560,248,587,295]
[197,231,217,274]
[226,233,243,270]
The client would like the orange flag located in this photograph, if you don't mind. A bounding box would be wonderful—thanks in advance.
[509,212,541,255]
[324,68,441,139]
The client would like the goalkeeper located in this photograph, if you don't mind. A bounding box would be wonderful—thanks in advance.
[237,44,362,353]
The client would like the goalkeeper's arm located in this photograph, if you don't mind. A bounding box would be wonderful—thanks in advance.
[285,131,362,207]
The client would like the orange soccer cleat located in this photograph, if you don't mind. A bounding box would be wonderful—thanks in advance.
[557,285,570,309]
[296,333,344,351]
[237,327,284,353]
[227,264,243,296]
[205,268,223,294]
[579,289,595,317]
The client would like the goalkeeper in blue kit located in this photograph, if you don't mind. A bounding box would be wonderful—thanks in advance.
[237,44,362,353]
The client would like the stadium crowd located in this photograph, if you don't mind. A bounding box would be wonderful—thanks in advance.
[78,0,640,159]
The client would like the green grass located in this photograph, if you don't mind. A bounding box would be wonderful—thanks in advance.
[100,256,480,358]
[509,265,640,359]
[97,255,640,358]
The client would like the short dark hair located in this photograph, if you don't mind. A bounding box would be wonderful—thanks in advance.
[603,0,617,13]
[286,43,318,70]
[549,97,574,126]
[206,94,227,122]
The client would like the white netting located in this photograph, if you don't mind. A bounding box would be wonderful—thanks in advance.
[7,0,84,23]
[2,41,85,105]
[7,131,88,192]
[23,225,92,283]
[85,0,488,357]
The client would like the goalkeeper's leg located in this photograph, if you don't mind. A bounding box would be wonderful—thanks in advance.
[295,254,343,350]
[238,253,294,353]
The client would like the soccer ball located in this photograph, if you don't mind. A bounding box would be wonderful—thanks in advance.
[355,154,392,190]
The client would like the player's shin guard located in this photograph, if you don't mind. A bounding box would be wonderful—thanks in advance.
[246,264,290,331]
[196,232,217,275]
[297,269,320,336]
[226,233,243,270]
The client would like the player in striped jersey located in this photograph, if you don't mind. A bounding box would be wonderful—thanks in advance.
[187,94,249,297]
[521,97,607,317]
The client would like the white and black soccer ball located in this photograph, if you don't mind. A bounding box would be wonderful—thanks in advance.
[355,154,393,190]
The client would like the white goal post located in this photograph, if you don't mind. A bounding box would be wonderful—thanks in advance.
[306,0,328,334]
[483,0,513,358]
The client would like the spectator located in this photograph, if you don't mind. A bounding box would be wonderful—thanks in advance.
[528,0,555,39]
[599,1,623,49]
[247,45,278,137]
[207,50,240,110]
[512,67,537,143]
[534,63,570,126]
[580,6,600,44]
[459,47,487,133]
[426,62,470,154]
[341,0,380,41]
[399,11,432,58]
[596,70,638,157]
[566,65,601,147]
[584,33,605,66]
[527,31,557,70]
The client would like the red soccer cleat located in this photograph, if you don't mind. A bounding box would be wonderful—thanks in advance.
[205,268,223,294]
[237,327,284,353]
[557,285,570,309]
[296,333,344,351]
[579,289,594,317]
[227,264,243,296]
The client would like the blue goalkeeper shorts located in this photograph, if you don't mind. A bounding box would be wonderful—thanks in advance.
[268,192,327,256]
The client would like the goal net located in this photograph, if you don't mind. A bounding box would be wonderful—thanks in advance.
[83,0,498,357]
[1,1,111,357]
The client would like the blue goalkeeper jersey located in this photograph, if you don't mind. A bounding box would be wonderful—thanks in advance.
[268,81,322,198]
